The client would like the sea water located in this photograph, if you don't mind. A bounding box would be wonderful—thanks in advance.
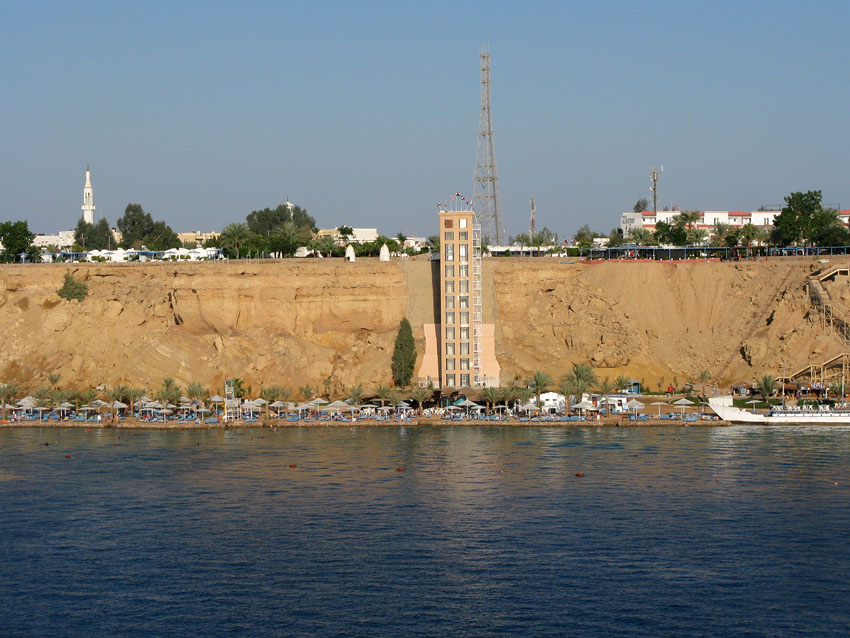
[1,425,848,636]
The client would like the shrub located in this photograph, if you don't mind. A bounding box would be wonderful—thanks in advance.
[57,273,88,301]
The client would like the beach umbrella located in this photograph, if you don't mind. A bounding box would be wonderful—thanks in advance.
[651,401,667,417]
[672,397,695,416]
[209,395,225,403]
[311,398,329,405]
[626,399,645,416]
[111,400,128,409]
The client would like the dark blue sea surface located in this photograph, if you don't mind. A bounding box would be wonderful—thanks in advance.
[1,425,849,636]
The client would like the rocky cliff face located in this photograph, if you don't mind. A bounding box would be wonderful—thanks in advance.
[0,257,840,394]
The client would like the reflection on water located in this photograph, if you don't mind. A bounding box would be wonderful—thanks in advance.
[1,425,848,636]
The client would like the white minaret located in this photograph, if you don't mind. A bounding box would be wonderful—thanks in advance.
[81,165,95,224]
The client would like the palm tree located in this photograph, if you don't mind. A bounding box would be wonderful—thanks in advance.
[528,371,553,411]
[187,381,208,404]
[322,377,332,399]
[514,387,533,412]
[513,233,531,256]
[279,387,292,417]
[127,387,145,420]
[614,375,630,394]
[596,377,615,416]
[689,228,709,245]
[375,384,391,407]
[557,376,573,414]
[228,378,247,399]
[678,211,701,232]
[411,386,431,414]
[711,222,730,246]
[299,385,314,401]
[482,387,500,414]
[755,375,776,403]
[629,227,655,246]
[829,380,843,400]
[219,223,251,259]
[562,363,599,414]
[157,377,181,406]
[348,384,363,406]
[47,372,61,388]
[698,370,710,398]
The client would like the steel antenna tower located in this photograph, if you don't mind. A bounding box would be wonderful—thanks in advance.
[529,195,536,237]
[473,49,505,245]
[649,165,663,213]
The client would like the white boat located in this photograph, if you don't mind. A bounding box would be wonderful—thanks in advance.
[709,395,850,424]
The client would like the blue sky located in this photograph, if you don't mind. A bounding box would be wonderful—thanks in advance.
[2,0,849,238]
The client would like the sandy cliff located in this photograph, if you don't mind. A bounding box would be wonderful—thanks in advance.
[0,257,842,393]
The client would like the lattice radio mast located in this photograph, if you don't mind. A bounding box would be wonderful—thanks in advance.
[529,195,536,237]
[473,49,505,245]
[649,165,663,213]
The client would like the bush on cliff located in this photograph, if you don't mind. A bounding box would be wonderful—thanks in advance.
[391,318,416,388]
[57,273,88,301]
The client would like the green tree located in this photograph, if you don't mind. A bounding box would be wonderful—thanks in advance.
[0,384,19,421]
[391,318,416,387]
[348,384,363,406]
[116,203,179,250]
[218,223,251,259]
[771,190,823,246]
[634,197,649,213]
[146,220,181,251]
[157,378,181,406]
[246,203,315,235]
[338,226,354,241]
[375,384,391,407]
[562,363,599,413]
[482,387,500,413]
[57,272,88,301]
[698,370,710,398]
[0,220,40,262]
[528,371,553,410]
[574,224,600,248]
[117,204,155,248]
[299,384,314,401]
[186,381,209,404]
[629,227,655,246]
[755,375,776,402]
[427,235,440,251]
[597,377,615,415]
[74,217,114,251]
[411,386,431,414]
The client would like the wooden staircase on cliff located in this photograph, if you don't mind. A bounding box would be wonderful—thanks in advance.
[807,268,850,346]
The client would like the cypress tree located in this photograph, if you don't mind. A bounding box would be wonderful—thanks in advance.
[391,318,416,387]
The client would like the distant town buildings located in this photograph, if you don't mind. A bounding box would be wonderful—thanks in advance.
[621,209,850,240]
[176,231,220,246]
[315,227,379,245]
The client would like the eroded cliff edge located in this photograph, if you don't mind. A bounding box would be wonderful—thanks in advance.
[0,257,840,392]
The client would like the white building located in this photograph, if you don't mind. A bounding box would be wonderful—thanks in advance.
[315,227,380,245]
[82,166,95,224]
[621,209,784,240]
[33,230,75,250]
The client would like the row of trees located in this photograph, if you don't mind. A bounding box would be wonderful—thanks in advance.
[0,221,40,262]
[610,191,848,249]
[72,204,182,252]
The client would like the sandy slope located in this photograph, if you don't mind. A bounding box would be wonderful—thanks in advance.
[0,256,843,393]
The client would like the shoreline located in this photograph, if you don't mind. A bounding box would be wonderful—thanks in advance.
[1,416,732,429]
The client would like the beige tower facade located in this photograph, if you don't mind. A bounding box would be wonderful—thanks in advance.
[417,200,501,390]
[438,208,476,389]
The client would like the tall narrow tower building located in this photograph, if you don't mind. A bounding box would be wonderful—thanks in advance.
[82,166,95,224]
